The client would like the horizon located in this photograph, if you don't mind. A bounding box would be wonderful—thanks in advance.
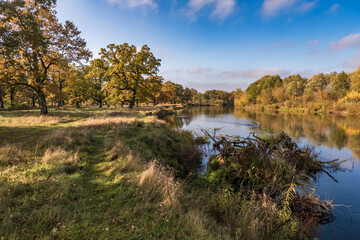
[56,0,360,92]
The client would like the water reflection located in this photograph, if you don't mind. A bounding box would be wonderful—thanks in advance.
[168,107,360,161]
[167,106,360,240]
[233,109,360,161]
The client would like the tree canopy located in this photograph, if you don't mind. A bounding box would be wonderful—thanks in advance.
[0,0,91,114]
[100,43,161,109]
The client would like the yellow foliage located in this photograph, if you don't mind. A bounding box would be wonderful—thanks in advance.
[338,91,360,103]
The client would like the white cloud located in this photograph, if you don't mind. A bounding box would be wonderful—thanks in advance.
[331,33,360,52]
[261,0,297,17]
[187,66,203,74]
[343,51,360,68]
[223,68,291,79]
[271,40,297,48]
[186,0,235,20]
[211,0,235,19]
[344,57,360,68]
[307,39,319,46]
[106,0,157,11]
[297,1,317,14]
[328,3,340,14]
[261,0,316,17]
[185,81,243,92]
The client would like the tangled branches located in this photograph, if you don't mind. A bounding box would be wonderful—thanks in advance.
[203,130,346,228]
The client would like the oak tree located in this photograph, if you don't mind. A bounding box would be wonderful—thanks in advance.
[0,0,91,114]
[100,43,161,109]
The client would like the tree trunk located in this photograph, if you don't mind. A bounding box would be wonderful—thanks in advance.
[99,99,103,108]
[57,70,64,108]
[31,94,36,107]
[74,91,80,108]
[38,91,48,115]
[153,97,157,106]
[10,86,15,108]
[129,90,136,109]
[0,89,3,109]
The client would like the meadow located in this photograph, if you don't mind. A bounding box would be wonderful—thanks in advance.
[0,107,334,239]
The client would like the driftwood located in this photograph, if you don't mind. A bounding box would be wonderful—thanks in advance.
[202,129,349,225]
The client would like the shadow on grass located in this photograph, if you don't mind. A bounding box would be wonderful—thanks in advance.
[0,129,193,239]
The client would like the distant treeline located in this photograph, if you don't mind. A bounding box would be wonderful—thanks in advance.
[234,67,360,114]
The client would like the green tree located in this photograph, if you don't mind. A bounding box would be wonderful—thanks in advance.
[0,0,91,114]
[182,87,197,104]
[330,71,350,98]
[304,73,330,95]
[158,81,182,104]
[66,65,90,108]
[140,75,163,106]
[350,67,360,92]
[246,75,282,102]
[100,43,161,109]
[86,58,109,107]
[283,74,306,97]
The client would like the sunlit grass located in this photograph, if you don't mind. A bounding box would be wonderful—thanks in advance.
[0,107,312,239]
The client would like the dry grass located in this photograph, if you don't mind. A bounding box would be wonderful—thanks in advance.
[74,116,138,127]
[42,127,93,151]
[42,147,79,165]
[0,115,71,127]
[140,161,180,207]
[0,144,31,166]
[41,147,81,176]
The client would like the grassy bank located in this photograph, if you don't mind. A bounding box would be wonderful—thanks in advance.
[0,107,333,239]
[237,103,355,115]
[235,91,360,116]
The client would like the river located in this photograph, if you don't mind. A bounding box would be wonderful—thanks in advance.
[166,106,360,240]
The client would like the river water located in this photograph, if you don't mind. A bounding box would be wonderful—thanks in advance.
[166,106,360,240]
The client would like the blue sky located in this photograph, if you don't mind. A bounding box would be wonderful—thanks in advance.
[56,0,360,91]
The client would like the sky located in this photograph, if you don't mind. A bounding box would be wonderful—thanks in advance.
[56,0,360,92]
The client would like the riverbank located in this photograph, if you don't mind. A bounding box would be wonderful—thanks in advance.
[237,102,360,116]
[0,107,335,239]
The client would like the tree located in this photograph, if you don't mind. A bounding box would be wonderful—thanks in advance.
[0,0,91,114]
[256,89,274,104]
[272,87,287,102]
[86,58,109,107]
[304,73,330,95]
[0,81,4,108]
[330,71,350,98]
[100,43,161,109]
[158,81,183,104]
[66,65,90,108]
[182,88,197,104]
[140,75,163,106]
[350,67,360,92]
[283,74,306,97]
[246,75,282,102]
[234,89,251,108]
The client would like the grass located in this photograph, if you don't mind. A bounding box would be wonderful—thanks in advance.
[0,106,326,239]
[0,107,215,239]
